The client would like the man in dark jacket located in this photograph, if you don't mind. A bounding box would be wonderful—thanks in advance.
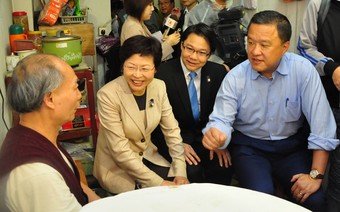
[153,23,233,184]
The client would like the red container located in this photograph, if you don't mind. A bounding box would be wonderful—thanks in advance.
[9,34,28,52]
[12,11,29,34]
[61,107,91,131]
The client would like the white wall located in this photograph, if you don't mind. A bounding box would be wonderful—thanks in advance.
[12,0,34,31]
[79,0,112,89]
[0,0,14,146]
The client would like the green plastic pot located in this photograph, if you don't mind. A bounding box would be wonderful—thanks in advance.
[42,31,82,66]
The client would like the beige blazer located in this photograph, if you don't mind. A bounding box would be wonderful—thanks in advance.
[93,76,186,194]
[120,16,174,61]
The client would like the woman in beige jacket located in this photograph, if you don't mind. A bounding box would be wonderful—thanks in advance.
[120,0,180,61]
[93,35,188,194]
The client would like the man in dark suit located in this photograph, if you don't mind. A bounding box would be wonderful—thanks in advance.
[153,23,233,184]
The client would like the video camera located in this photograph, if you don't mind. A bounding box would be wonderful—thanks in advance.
[213,6,247,68]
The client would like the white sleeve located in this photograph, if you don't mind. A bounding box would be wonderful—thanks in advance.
[4,163,82,212]
[298,0,331,76]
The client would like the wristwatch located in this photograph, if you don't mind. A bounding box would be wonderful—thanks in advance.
[309,169,324,179]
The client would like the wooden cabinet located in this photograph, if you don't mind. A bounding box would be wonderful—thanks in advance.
[58,68,98,147]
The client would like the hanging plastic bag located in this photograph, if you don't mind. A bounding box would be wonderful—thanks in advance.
[38,0,69,26]
[96,35,119,56]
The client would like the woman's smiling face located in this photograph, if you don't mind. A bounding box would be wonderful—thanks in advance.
[123,54,156,96]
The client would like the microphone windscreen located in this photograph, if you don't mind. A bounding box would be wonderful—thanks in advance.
[164,15,178,30]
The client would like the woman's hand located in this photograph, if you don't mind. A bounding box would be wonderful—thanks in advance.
[161,180,176,186]
[163,31,180,46]
[174,176,189,185]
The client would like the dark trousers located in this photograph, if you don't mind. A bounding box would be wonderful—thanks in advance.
[135,159,172,189]
[231,131,326,212]
[142,159,172,180]
[186,141,233,185]
[327,108,340,212]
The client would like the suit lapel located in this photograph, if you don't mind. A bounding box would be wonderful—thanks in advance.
[117,77,146,137]
[172,60,193,117]
[145,80,158,134]
[200,66,212,119]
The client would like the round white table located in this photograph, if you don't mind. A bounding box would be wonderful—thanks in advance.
[82,183,310,212]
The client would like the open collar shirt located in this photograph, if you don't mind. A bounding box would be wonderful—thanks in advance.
[181,58,202,107]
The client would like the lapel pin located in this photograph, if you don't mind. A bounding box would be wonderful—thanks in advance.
[149,99,155,107]
[207,76,211,83]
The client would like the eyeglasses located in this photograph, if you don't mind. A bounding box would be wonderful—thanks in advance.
[124,64,155,73]
[182,43,210,58]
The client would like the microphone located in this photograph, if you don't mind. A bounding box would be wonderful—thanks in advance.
[149,99,155,107]
[163,14,178,37]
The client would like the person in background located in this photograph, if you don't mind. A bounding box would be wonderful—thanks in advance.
[158,0,175,28]
[202,10,339,211]
[169,0,199,58]
[153,23,233,184]
[144,0,162,33]
[298,0,340,211]
[187,0,233,27]
[178,0,199,31]
[186,0,235,70]
[93,35,188,194]
[0,54,100,212]
[120,0,180,61]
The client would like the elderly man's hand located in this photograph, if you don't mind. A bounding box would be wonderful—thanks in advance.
[332,66,340,90]
[202,127,227,150]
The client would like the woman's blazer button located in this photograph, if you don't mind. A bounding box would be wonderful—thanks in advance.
[141,138,145,143]
[139,152,143,156]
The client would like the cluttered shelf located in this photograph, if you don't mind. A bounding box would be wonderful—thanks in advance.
[58,127,92,141]
[59,68,98,148]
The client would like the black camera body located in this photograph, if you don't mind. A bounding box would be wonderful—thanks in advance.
[213,6,247,68]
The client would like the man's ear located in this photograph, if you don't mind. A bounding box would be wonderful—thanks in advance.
[43,92,55,109]
[282,40,290,53]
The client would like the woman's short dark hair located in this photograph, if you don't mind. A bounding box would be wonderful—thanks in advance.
[248,10,292,43]
[124,0,152,21]
[181,23,217,53]
[120,35,162,68]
